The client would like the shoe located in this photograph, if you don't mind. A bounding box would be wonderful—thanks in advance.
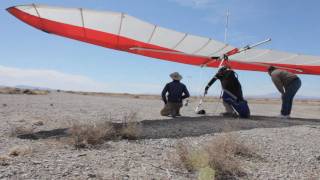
[279,114,290,119]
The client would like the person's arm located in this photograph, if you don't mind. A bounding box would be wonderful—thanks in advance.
[182,85,190,99]
[271,76,285,94]
[161,84,168,104]
[205,76,218,94]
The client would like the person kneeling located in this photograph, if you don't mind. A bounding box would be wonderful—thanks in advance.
[161,72,190,118]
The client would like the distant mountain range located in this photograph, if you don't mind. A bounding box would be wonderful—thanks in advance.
[14,85,54,91]
[247,93,320,100]
[0,85,54,91]
[1,85,319,100]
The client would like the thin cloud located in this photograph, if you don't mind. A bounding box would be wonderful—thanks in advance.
[0,65,109,92]
[0,65,163,94]
[168,0,215,9]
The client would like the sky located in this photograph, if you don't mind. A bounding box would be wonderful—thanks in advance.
[0,0,320,97]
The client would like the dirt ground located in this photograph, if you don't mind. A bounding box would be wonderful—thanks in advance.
[0,92,320,179]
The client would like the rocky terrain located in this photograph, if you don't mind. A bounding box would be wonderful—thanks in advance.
[0,92,320,179]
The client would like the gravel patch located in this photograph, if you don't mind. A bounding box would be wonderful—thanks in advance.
[0,92,319,179]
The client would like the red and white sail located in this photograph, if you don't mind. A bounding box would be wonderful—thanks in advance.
[7,4,320,75]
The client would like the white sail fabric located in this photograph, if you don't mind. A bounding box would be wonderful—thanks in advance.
[16,5,38,17]
[231,49,320,65]
[36,5,83,27]
[82,9,122,35]
[14,4,320,66]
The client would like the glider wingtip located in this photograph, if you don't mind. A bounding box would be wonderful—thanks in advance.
[6,6,16,13]
[6,7,12,11]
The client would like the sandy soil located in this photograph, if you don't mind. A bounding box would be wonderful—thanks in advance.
[0,92,320,179]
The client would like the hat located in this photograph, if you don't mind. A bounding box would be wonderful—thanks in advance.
[170,72,182,81]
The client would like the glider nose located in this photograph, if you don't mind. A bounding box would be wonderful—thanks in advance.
[6,6,16,14]
[6,4,42,30]
[6,4,36,17]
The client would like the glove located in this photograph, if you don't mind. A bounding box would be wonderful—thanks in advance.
[204,86,209,95]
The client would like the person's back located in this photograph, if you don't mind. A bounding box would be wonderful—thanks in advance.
[271,69,298,88]
[218,69,243,101]
[163,80,189,103]
[161,72,190,117]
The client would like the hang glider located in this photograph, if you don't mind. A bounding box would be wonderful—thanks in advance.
[7,4,320,75]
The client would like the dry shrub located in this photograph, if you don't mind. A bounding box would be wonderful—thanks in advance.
[69,121,115,148]
[119,112,142,140]
[177,143,211,168]
[0,87,49,95]
[68,112,142,148]
[176,134,255,180]
[204,134,250,179]
[8,145,33,157]
[23,89,49,95]
[176,141,216,180]
[0,155,10,166]
[119,121,142,140]
[32,120,44,126]
[8,124,34,137]
[0,87,21,94]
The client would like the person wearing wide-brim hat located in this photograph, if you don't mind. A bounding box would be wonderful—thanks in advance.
[170,72,183,81]
[161,72,190,117]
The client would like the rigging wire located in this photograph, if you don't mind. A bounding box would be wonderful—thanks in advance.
[212,9,231,115]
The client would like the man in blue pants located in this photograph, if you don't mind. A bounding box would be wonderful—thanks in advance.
[268,66,302,118]
[205,66,250,118]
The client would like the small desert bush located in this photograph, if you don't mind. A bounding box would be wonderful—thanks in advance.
[69,121,115,148]
[22,89,49,95]
[8,123,34,137]
[0,87,49,95]
[118,112,142,140]
[176,134,255,180]
[204,134,251,179]
[68,112,142,148]
[8,145,33,157]
[0,155,10,166]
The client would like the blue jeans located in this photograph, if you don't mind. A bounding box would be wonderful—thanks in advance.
[222,90,250,118]
[281,78,301,116]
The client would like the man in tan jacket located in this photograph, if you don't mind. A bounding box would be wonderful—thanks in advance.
[268,66,301,118]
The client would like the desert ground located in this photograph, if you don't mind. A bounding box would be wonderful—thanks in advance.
[0,90,320,179]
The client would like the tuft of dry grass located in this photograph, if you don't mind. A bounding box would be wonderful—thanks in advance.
[204,134,250,179]
[8,145,33,157]
[8,123,34,137]
[118,112,142,140]
[0,87,49,95]
[22,89,49,95]
[69,121,115,149]
[176,134,256,180]
[68,112,142,148]
[0,155,11,166]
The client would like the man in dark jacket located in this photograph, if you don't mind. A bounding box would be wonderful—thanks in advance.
[268,66,301,118]
[161,72,190,117]
[205,66,250,118]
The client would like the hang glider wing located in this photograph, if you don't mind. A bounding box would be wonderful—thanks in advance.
[7,4,320,75]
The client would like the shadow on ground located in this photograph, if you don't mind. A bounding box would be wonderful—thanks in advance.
[17,115,320,140]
